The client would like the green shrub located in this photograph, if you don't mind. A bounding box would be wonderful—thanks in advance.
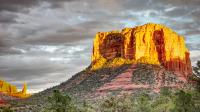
[160,87,171,96]
[43,90,77,112]
[78,101,95,112]
[172,90,195,112]
[134,93,152,112]
[0,107,13,112]
[152,88,174,112]
[100,97,118,112]
[100,95,134,112]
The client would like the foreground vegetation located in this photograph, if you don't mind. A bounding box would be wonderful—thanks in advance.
[40,60,200,112]
[38,87,199,112]
[1,87,199,112]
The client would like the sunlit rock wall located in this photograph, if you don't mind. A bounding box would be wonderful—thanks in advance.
[0,80,30,98]
[91,23,192,77]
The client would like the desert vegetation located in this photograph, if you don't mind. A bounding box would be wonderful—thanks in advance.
[39,61,200,112]
[40,87,200,112]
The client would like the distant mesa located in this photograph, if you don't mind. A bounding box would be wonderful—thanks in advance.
[91,23,192,79]
[0,80,30,99]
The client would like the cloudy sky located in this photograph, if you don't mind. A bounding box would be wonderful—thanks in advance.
[0,0,200,93]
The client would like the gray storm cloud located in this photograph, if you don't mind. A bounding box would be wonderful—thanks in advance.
[0,0,200,93]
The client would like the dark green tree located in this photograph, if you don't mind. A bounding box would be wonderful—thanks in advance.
[78,100,95,112]
[116,95,134,112]
[100,95,134,112]
[160,87,171,96]
[172,90,195,112]
[193,61,200,92]
[100,97,118,112]
[151,87,173,112]
[44,90,77,112]
[193,61,200,76]
[134,93,152,112]
[190,90,200,111]
[0,107,13,112]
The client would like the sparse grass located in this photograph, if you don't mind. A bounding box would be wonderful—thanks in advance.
[65,64,130,95]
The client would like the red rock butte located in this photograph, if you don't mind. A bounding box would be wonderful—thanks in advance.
[0,80,30,98]
[91,23,192,78]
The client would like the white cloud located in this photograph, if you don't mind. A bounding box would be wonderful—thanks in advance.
[164,7,178,12]
[190,50,200,65]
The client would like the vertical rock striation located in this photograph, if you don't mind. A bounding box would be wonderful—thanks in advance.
[0,80,30,98]
[91,23,192,78]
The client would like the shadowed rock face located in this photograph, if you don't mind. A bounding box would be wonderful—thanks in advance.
[100,33,125,60]
[91,23,192,79]
[153,30,165,64]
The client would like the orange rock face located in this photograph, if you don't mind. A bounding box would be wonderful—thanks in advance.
[91,23,192,78]
[0,80,30,98]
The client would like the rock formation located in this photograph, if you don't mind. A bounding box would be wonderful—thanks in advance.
[0,80,30,98]
[91,23,192,78]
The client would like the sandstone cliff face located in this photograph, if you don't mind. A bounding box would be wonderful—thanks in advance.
[0,80,30,98]
[91,23,192,78]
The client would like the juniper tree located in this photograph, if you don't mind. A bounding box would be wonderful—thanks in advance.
[43,90,77,112]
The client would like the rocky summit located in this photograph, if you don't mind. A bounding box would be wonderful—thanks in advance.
[91,23,192,79]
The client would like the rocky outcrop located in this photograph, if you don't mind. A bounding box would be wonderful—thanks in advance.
[0,80,30,98]
[91,23,192,78]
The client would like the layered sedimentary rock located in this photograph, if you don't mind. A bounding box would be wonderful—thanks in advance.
[91,23,192,78]
[0,80,30,98]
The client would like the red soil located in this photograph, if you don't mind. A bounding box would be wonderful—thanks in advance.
[95,64,186,97]
[0,99,6,105]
